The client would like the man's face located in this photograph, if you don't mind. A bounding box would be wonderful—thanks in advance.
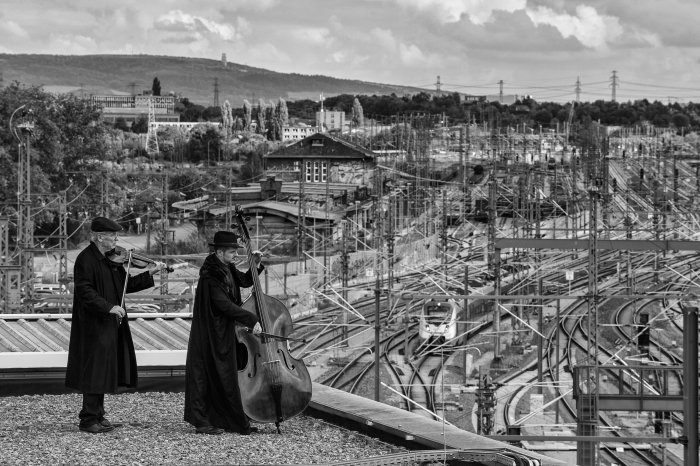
[98,232,118,249]
[217,247,238,264]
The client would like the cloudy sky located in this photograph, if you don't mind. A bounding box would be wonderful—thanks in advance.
[1,0,699,103]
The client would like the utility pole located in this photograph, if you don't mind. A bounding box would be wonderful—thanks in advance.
[146,204,152,255]
[213,77,220,107]
[341,216,349,346]
[498,80,504,103]
[373,195,381,402]
[680,302,699,466]
[387,192,394,314]
[578,185,600,466]
[160,173,169,297]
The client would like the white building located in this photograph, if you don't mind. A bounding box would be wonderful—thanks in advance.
[283,126,318,141]
[316,110,345,132]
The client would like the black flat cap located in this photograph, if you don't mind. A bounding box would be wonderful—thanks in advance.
[209,231,243,248]
[90,216,122,232]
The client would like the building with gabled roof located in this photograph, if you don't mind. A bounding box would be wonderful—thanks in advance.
[263,132,376,203]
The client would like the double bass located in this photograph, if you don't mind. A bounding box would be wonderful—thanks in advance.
[234,206,312,434]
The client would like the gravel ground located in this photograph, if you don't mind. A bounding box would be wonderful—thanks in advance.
[0,392,403,465]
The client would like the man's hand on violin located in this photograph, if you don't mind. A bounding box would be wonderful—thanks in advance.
[147,261,168,276]
[251,322,262,335]
[109,305,126,324]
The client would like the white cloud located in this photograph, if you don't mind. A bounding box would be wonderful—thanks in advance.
[370,28,397,51]
[398,42,428,66]
[0,18,29,38]
[289,27,333,46]
[154,10,241,42]
[385,0,526,24]
[525,5,623,49]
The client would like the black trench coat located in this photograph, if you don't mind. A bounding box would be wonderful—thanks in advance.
[184,254,261,432]
[65,242,154,394]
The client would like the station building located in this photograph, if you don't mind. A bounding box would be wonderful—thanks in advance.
[90,94,180,124]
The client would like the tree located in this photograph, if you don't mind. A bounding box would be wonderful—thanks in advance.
[114,117,130,132]
[242,99,253,131]
[152,77,161,96]
[187,124,222,165]
[131,116,149,133]
[202,106,221,121]
[221,100,233,140]
[255,100,266,135]
[0,82,110,229]
[351,97,364,128]
[671,113,690,129]
[272,98,289,141]
[277,98,289,127]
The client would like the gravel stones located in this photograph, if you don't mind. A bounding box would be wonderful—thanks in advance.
[0,392,402,465]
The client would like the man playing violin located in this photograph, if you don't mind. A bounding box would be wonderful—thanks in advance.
[184,230,263,435]
[65,216,166,433]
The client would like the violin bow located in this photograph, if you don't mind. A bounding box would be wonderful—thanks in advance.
[119,249,134,320]
[244,327,307,343]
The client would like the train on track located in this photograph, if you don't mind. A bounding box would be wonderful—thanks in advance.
[418,298,459,346]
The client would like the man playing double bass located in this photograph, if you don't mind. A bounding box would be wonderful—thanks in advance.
[184,230,263,435]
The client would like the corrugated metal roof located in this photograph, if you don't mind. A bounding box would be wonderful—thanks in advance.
[0,312,192,353]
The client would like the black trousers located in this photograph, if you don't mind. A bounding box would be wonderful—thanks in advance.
[79,393,105,427]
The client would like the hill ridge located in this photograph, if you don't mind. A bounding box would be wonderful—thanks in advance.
[0,53,421,106]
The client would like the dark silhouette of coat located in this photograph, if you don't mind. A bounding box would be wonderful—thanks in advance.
[184,254,261,432]
[65,242,154,393]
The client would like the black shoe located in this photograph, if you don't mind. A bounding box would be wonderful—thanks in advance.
[100,418,122,428]
[80,423,115,434]
[196,426,224,435]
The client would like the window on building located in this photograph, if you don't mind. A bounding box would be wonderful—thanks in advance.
[311,139,324,147]
[305,161,327,182]
[293,161,300,172]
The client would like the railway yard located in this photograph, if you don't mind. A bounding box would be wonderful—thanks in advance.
[1,125,700,465]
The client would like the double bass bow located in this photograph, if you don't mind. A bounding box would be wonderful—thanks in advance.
[234,206,312,434]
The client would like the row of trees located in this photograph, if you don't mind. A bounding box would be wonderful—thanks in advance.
[306,93,700,131]
[136,75,700,135]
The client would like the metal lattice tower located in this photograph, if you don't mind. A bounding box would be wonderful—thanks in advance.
[610,70,618,102]
[0,217,21,313]
[145,98,159,156]
[17,121,35,312]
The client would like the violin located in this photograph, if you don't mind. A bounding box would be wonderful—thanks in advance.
[234,205,312,434]
[106,245,176,273]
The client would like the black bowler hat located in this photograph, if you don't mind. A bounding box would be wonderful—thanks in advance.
[209,231,243,248]
[90,216,122,232]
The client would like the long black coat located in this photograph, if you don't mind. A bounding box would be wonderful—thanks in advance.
[184,254,261,432]
[65,242,154,394]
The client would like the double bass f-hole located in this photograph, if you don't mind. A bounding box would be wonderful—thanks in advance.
[233,205,312,434]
